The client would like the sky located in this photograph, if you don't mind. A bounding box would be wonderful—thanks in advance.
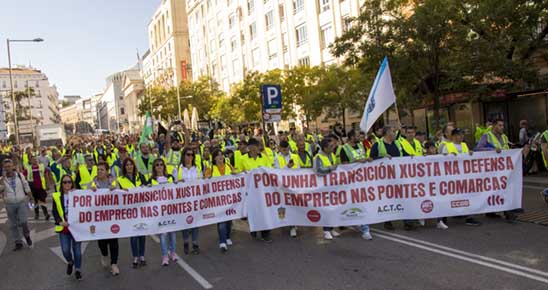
[0,0,159,98]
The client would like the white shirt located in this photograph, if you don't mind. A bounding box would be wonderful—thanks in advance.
[174,165,199,182]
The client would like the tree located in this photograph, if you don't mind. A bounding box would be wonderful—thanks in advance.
[283,66,325,127]
[331,0,547,128]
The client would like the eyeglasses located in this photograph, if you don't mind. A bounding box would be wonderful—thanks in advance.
[154,163,164,167]
[185,153,194,157]
[62,181,72,184]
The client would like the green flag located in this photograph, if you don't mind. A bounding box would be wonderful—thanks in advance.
[139,111,153,144]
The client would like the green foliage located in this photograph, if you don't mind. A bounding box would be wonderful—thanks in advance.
[331,0,548,127]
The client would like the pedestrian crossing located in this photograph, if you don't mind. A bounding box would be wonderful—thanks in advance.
[517,208,548,226]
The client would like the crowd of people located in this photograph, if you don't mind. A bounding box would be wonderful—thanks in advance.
[0,118,540,281]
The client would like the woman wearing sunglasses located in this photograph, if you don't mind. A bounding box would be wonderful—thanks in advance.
[89,162,119,276]
[176,147,201,255]
[52,175,83,280]
[204,149,235,252]
[149,158,178,266]
[115,157,149,268]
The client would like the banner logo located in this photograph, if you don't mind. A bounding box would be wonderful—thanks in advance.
[186,215,194,224]
[110,224,120,234]
[307,210,321,222]
[133,223,148,231]
[341,207,365,220]
[451,200,470,208]
[377,204,404,215]
[158,220,176,227]
[487,195,505,206]
[421,200,434,213]
[278,207,286,220]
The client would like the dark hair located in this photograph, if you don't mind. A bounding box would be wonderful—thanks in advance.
[382,126,393,137]
[279,140,289,148]
[60,174,74,195]
[247,138,260,147]
[405,126,417,131]
[423,141,436,150]
[151,158,167,179]
[416,131,426,137]
[347,129,357,139]
[121,157,137,179]
[96,161,109,172]
[181,147,196,167]
[211,149,225,166]
[320,138,332,151]
[494,118,504,125]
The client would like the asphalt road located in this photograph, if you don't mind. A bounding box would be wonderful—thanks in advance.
[1,178,547,290]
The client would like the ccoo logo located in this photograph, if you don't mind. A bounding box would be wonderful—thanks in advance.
[487,195,504,206]
[421,200,434,213]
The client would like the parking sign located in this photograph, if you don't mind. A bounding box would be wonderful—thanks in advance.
[261,84,282,122]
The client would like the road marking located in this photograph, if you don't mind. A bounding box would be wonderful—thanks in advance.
[0,230,6,255]
[50,242,89,264]
[30,227,57,243]
[150,235,213,289]
[0,218,6,225]
[370,228,548,284]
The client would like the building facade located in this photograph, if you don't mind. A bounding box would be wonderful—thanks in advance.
[121,70,145,133]
[186,0,364,92]
[144,0,192,88]
[0,67,60,143]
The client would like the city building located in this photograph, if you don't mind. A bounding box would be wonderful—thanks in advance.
[61,95,81,106]
[121,69,146,133]
[144,0,192,88]
[59,97,95,135]
[186,0,364,92]
[0,67,60,144]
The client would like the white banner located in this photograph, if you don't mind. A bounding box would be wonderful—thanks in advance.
[247,150,522,231]
[68,174,247,241]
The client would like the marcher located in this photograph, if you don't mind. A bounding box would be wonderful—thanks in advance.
[89,162,119,275]
[177,147,201,254]
[115,158,149,268]
[0,159,33,251]
[24,155,51,220]
[52,174,83,280]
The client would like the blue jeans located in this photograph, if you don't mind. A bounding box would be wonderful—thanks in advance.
[360,224,370,233]
[182,228,199,243]
[130,236,146,258]
[217,221,232,244]
[159,232,176,256]
[59,232,82,270]
[323,227,333,231]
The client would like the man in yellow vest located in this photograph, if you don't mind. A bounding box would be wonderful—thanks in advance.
[437,124,455,153]
[296,136,313,168]
[135,143,154,182]
[75,155,97,190]
[339,130,373,240]
[242,138,273,243]
[475,119,516,221]
[441,128,481,227]
[399,126,423,157]
[370,126,417,231]
[274,140,300,237]
[232,138,248,173]
[313,137,341,240]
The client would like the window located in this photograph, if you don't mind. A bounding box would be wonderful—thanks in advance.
[252,48,261,67]
[120,108,125,115]
[1,80,5,88]
[267,39,277,59]
[279,4,285,22]
[293,0,304,14]
[14,81,17,88]
[232,59,238,75]
[295,24,308,46]
[320,25,333,49]
[249,22,257,40]
[229,13,236,29]
[265,11,274,31]
[231,37,237,52]
[247,0,254,14]
[342,16,352,32]
[282,33,288,52]
[320,0,330,12]
[220,55,227,71]
[298,56,310,67]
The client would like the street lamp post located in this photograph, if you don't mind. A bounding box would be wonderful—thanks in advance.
[6,38,43,145]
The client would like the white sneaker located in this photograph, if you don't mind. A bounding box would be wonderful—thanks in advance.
[219,243,228,252]
[419,219,425,226]
[361,231,373,240]
[331,230,341,237]
[437,220,448,230]
[226,239,233,246]
[101,256,109,268]
[290,227,297,238]
[323,231,333,240]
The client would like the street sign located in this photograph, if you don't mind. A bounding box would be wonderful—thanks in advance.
[261,84,282,122]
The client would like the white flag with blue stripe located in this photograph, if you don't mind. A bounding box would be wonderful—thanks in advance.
[360,57,396,133]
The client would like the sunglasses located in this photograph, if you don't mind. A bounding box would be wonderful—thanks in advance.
[185,153,194,157]
[154,163,164,167]
[62,180,72,184]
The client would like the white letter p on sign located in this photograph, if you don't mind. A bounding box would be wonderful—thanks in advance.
[267,87,278,104]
